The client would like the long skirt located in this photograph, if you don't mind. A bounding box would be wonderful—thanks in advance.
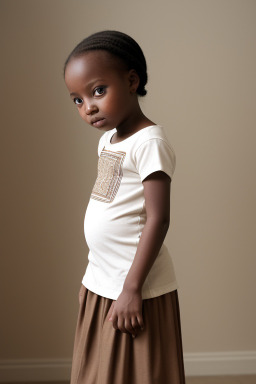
[70,284,186,384]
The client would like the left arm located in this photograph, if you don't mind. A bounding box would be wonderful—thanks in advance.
[107,171,171,337]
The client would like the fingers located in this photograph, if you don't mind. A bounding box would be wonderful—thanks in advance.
[136,314,144,331]
[110,313,144,337]
[125,317,136,336]
[118,317,130,334]
[113,316,136,336]
[132,315,144,331]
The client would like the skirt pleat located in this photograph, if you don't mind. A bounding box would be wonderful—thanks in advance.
[70,285,186,384]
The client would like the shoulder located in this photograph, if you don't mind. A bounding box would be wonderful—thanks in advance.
[135,125,175,157]
[134,125,176,182]
[135,125,170,148]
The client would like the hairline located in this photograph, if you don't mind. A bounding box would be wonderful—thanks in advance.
[65,49,131,77]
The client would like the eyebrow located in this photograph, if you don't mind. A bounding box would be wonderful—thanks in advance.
[69,78,106,97]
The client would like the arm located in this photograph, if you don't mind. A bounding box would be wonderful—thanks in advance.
[107,171,171,337]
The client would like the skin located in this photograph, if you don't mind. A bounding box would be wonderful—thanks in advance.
[64,50,172,338]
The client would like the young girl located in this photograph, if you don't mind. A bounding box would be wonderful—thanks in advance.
[63,30,186,384]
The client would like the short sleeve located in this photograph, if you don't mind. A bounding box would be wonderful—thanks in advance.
[135,138,176,182]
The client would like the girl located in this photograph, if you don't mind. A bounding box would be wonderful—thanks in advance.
[63,30,186,384]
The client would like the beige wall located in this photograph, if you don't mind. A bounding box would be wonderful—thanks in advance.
[1,0,256,362]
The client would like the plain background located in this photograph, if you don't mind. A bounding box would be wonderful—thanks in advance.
[1,0,256,364]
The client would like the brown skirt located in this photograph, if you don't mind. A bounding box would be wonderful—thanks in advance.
[70,285,186,384]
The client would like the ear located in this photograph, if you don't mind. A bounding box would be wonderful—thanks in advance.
[128,69,140,94]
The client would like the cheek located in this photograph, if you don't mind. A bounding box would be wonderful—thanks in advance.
[100,98,118,115]
[77,108,88,122]
[108,94,128,113]
[78,109,84,118]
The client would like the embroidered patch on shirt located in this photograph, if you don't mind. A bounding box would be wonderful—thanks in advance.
[91,147,126,203]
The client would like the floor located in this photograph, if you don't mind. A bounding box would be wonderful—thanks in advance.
[1,377,256,384]
[186,376,256,384]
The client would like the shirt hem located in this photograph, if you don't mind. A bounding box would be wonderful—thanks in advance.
[81,276,178,300]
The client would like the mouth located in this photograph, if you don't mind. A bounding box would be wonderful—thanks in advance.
[91,117,106,127]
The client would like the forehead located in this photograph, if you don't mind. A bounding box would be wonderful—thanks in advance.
[64,50,127,88]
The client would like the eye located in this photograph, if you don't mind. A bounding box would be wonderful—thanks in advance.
[94,86,106,97]
[73,97,83,105]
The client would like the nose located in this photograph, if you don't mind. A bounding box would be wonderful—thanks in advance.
[85,101,98,115]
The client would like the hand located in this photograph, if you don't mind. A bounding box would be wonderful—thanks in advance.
[107,288,144,338]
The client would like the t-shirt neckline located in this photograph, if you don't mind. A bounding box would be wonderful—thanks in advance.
[108,125,160,146]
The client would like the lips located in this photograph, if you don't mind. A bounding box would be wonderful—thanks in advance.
[91,117,106,128]
[91,117,104,124]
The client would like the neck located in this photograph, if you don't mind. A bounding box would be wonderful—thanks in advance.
[115,102,154,138]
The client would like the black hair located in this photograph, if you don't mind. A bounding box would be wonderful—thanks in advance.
[63,30,148,97]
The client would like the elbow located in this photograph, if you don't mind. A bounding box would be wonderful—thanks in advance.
[162,218,170,232]
[157,219,170,234]
[147,216,170,232]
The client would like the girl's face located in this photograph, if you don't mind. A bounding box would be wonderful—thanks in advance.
[64,50,139,131]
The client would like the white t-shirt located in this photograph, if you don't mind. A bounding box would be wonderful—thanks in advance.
[82,125,178,300]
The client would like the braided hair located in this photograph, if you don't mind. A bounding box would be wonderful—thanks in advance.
[63,30,148,97]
